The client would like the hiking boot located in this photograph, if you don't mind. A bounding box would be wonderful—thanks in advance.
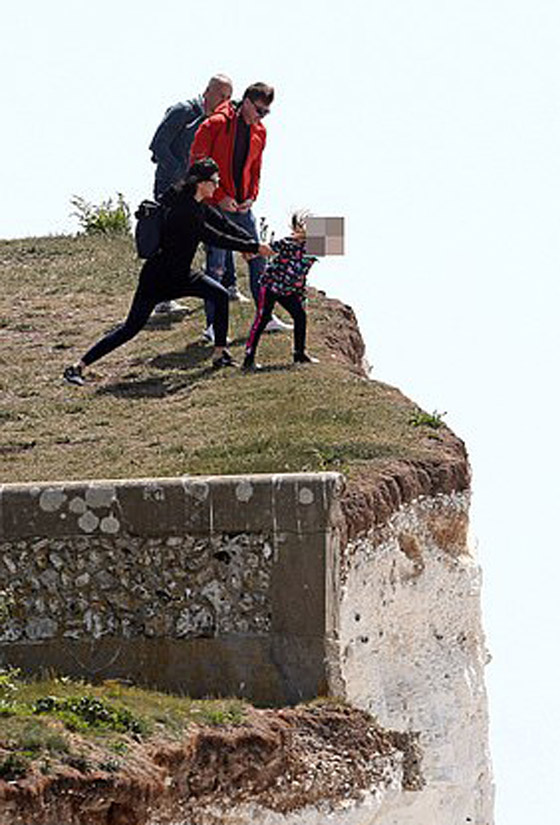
[212,351,237,369]
[293,352,319,364]
[63,364,85,386]
[265,314,293,333]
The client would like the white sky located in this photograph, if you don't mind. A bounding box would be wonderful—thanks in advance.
[2,2,560,822]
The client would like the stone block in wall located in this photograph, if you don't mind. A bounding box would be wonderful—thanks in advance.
[1,482,122,539]
[183,473,343,536]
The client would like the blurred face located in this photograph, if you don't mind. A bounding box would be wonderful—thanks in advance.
[204,81,232,114]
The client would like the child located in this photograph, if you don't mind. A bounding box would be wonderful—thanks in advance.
[243,211,319,371]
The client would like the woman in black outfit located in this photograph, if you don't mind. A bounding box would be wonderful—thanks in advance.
[64,158,273,385]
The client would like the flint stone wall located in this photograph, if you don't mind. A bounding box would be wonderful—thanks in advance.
[0,473,343,705]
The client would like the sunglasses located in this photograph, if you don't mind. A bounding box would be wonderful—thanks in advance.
[251,100,270,118]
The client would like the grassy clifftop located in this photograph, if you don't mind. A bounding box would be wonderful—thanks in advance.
[0,233,467,519]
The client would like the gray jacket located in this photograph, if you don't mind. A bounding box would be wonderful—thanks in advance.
[149,96,205,193]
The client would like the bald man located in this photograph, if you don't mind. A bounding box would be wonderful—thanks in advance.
[149,74,238,314]
[150,74,232,198]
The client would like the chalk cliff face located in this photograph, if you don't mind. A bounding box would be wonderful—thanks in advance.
[338,492,493,825]
[189,493,494,825]
[190,496,494,825]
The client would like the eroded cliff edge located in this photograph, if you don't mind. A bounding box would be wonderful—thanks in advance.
[0,235,492,824]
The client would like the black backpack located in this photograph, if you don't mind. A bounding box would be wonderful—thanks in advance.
[134,199,166,259]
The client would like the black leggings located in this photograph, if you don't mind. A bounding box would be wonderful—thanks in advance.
[245,286,306,358]
[82,268,229,367]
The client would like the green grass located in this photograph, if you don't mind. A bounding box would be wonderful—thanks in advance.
[0,233,450,484]
[409,408,447,429]
[0,670,249,778]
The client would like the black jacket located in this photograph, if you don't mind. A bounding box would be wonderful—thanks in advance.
[141,189,259,295]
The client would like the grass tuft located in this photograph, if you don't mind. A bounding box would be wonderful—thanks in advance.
[0,671,250,781]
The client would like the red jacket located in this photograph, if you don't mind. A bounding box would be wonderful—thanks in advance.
[189,102,266,205]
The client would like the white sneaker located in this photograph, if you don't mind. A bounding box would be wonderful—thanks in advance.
[227,285,250,303]
[153,300,186,314]
[203,325,215,343]
[265,315,294,333]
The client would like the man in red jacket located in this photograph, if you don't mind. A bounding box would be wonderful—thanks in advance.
[190,82,291,332]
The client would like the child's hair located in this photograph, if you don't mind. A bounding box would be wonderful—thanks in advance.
[291,209,311,233]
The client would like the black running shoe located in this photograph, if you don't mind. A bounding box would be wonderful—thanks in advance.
[242,356,262,372]
[212,351,237,369]
[293,352,319,364]
[63,365,85,386]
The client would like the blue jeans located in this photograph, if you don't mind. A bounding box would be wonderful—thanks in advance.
[204,248,235,327]
[205,209,265,325]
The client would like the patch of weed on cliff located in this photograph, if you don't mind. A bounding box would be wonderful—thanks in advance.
[32,695,146,737]
[409,408,447,429]
[0,672,250,788]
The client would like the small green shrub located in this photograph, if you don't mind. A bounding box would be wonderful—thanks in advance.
[409,408,447,429]
[0,753,29,780]
[33,695,146,736]
[0,699,27,717]
[193,700,245,726]
[63,752,92,773]
[0,667,21,697]
[98,758,121,773]
[70,193,131,236]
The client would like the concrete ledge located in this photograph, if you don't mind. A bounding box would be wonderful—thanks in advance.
[0,473,344,540]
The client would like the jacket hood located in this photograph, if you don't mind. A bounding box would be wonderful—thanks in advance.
[211,100,237,120]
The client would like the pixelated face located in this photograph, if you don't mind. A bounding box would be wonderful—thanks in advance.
[305,217,345,256]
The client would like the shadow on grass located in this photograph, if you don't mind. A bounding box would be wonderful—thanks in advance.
[94,362,219,399]
[95,376,172,399]
[93,339,296,398]
[149,341,211,371]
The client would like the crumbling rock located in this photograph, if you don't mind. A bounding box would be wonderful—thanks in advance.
[0,705,421,825]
